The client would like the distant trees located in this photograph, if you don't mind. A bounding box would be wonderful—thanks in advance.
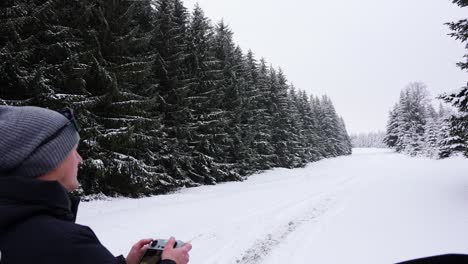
[351,132,386,148]
[384,82,454,158]
[384,0,468,159]
[0,0,352,197]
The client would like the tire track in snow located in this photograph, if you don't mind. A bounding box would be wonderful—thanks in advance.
[235,195,336,264]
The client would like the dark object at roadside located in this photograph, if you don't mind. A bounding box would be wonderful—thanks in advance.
[398,254,468,264]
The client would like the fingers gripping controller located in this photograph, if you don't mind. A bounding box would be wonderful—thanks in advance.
[150,239,185,250]
[138,239,186,264]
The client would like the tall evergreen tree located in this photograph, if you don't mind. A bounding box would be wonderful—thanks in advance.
[310,95,328,158]
[439,0,468,157]
[318,95,341,157]
[236,49,261,172]
[386,83,429,155]
[268,68,293,167]
[70,0,175,196]
[337,116,353,155]
[0,0,175,196]
[286,84,306,166]
[0,0,354,197]
[384,104,399,148]
[212,21,245,167]
[245,57,275,170]
[297,90,321,161]
[422,116,443,158]
[152,0,190,130]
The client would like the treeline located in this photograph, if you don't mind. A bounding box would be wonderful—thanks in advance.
[350,132,386,148]
[0,0,351,197]
[384,83,455,158]
[384,0,468,159]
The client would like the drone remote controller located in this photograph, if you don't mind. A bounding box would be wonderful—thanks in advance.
[138,239,186,264]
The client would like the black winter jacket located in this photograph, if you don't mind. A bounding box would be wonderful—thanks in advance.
[0,177,175,264]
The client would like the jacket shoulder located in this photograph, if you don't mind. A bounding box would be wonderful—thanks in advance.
[7,213,97,243]
[1,215,121,264]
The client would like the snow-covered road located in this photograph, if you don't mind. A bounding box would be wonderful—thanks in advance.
[78,149,468,264]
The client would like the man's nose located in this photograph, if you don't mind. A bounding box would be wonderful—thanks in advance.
[76,151,83,164]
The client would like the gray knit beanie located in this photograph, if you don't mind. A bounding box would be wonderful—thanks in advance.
[0,106,80,178]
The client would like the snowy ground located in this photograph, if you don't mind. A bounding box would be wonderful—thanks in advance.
[78,148,468,264]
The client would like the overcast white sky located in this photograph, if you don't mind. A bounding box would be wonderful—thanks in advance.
[183,0,467,134]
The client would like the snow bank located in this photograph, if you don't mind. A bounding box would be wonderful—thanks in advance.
[78,149,468,264]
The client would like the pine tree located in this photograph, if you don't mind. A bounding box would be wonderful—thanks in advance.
[423,116,442,158]
[181,4,220,183]
[152,0,190,130]
[226,46,254,173]
[268,68,293,167]
[440,0,468,157]
[76,0,175,196]
[297,90,321,161]
[248,57,275,170]
[183,8,241,184]
[185,20,241,183]
[337,116,353,155]
[386,83,429,156]
[319,95,341,157]
[237,49,261,172]
[212,21,247,170]
[310,96,328,158]
[0,0,73,100]
[286,84,306,166]
[384,105,399,148]
[0,0,176,196]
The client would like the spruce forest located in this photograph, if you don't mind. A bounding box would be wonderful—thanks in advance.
[384,0,468,159]
[0,0,352,197]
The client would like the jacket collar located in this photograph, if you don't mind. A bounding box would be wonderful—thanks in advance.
[0,177,79,225]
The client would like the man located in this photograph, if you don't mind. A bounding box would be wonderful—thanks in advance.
[0,106,192,264]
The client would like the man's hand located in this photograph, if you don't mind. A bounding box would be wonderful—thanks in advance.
[126,238,153,264]
[161,237,192,264]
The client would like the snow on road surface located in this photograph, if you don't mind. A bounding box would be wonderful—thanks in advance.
[78,148,468,264]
